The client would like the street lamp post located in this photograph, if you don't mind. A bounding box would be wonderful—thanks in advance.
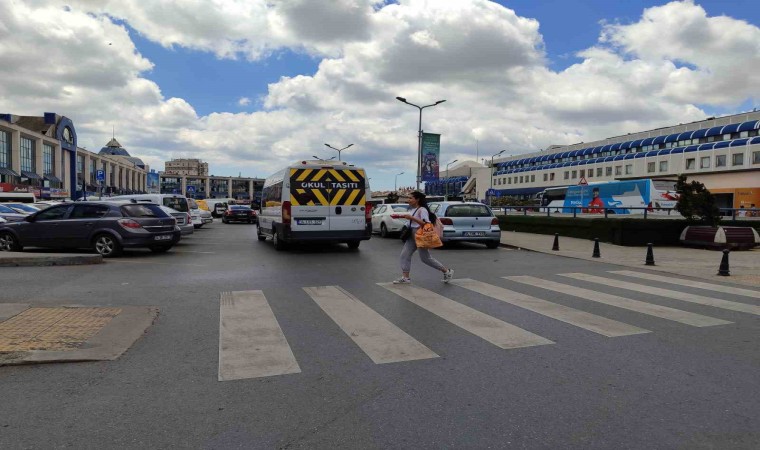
[445,159,458,201]
[490,150,506,206]
[324,143,353,161]
[395,172,404,192]
[395,96,446,191]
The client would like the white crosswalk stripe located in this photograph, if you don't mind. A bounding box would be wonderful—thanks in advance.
[303,286,439,364]
[218,291,300,381]
[507,276,732,327]
[451,278,649,337]
[560,273,760,316]
[378,282,554,349]
[609,270,760,299]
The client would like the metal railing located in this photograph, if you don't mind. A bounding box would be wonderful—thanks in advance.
[494,206,759,220]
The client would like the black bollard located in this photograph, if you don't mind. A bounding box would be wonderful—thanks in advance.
[592,238,601,258]
[645,243,655,266]
[717,249,730,276]
[552,233,559,251]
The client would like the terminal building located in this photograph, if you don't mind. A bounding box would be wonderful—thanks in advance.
[431,111,760,209]
[0,112,149,200]
[159,159,264,204]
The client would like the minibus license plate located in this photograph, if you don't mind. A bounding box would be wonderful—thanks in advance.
[154,235,173,241]
[297,219,322,225]
[463,232,485,237]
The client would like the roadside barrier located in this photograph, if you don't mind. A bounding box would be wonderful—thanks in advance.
[718,249,730,276]
[645,243,655,266]
[592,238,600,258]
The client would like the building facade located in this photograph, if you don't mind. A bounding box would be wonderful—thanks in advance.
[465,111,760,208]
[164,158,208,177]
[0,112,150,200]
[158,172,264,205]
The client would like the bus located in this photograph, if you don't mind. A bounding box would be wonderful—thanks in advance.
[539,179,678,214]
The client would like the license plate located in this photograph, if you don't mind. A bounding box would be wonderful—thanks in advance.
[297,219,322,225]
[154,235,173,241]
[463,232,486,237]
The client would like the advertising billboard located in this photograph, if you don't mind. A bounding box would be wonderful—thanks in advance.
[421,132,440,182]
[147,171,160,194]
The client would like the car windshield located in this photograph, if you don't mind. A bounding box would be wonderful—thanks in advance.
[163,197,189,212]
[122,204,170,218]
[391,205,410,212]
[445,205,492,217]
[0,205,16,213]
[7,203,39,212]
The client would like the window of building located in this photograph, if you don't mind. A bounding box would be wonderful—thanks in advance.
[659,161,668,172]
[732,153,744,166]
[716,155,727,167]
[564,171,569,180]
[571,170,577,179]
[587,169,593,178]
[550,173,555,181]
[530,175,535,182]
[507,177,511,185]
[43,144,54,175]
[519,176,523,183]
[647,162,656,173]
[543,173,548,182]
[20,137,35,173]
[753,151,760,165]
[605,167,612,176]
[685,158,695,170]
[579,169,585,178]
[597,167,603,177]
[625,164,633,175]
[614,166,622,176]
[89,159,96,183]
[0,130,10,169]
[700,156,710,169]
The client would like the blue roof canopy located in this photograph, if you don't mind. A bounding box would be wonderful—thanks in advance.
[738,120,759,132]
[705,126,724,137]
[691,128,707,138]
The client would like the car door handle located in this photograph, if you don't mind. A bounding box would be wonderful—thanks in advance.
[84,222,94,226]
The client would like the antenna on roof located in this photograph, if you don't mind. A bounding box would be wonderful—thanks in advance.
[112,125,115,139]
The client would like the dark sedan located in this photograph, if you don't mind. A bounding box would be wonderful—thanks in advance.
[0,202,180,257]
[222,205,257,224]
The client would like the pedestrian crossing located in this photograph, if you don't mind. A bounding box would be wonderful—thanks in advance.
[218,271,760,381]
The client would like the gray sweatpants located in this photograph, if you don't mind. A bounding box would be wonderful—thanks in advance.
[400,234,446,274]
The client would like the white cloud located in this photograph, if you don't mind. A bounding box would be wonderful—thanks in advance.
[1,0,758,189]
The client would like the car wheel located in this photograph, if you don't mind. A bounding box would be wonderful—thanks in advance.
[347,240,360,250]
[485,241,500,249]
[149,245,173,253]
[380,223,388,238]
[93,233,122,257]
[247,220,252,224]
[222,218,228,224]
[272,229,287,251]
[0,232,22,252]
[193,225,201,229]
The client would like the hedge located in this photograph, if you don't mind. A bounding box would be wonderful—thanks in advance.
[497,215,759,246]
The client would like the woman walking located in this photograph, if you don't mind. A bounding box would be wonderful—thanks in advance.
[393,191,453,284]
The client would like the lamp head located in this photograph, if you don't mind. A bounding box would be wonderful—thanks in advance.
[345,144,354,149]
[396,97,407,103]
[435,100,446,105]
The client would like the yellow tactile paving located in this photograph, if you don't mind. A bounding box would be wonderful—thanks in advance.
[0,307,121,352]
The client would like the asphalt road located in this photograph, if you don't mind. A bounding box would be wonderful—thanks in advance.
[1,222,759,449]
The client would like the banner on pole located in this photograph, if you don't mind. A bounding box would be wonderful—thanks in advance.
[421,133,440,182]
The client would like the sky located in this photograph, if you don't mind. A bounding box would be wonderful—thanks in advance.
[1,0,759,190]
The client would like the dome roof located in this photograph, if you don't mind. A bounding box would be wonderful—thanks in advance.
[124,156,146,169]
[99,137,131,156]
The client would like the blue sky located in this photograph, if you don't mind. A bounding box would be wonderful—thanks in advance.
[2,0,759,190]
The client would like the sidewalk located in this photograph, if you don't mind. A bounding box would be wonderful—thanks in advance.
[0,251,102,267]
[499,231,760,287]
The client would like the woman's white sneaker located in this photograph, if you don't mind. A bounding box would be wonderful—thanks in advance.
[443,269,454,283]
[392,277,412,284]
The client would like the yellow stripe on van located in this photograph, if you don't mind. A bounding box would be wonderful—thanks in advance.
[296,169,313,181]
[344,189,361,206]
[328,169,346,182]
[343,170,361,183]
[313,190,329,205]
[331,190,346,205]
[312,169,328,181]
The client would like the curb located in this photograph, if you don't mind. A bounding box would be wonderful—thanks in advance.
[0,253,103,267]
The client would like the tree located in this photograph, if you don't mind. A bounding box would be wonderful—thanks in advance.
[386,191,399,203]
[675,175,721,226]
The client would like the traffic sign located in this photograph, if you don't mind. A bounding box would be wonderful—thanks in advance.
[578,176,588,185]
[186,185,196,194]
[96,170,105,182]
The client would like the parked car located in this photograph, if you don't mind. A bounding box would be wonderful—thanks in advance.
[0,204,28,222]
[0,201,180,257]
[222,205,257,224]
[3,203,41,214]
[371,204,411,238]
[157,205,194,236]
[188,198,213,228]
[428,202,501,249]
[206,200,229,218]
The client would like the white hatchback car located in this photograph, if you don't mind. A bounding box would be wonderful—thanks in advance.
[371,203,411,238]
